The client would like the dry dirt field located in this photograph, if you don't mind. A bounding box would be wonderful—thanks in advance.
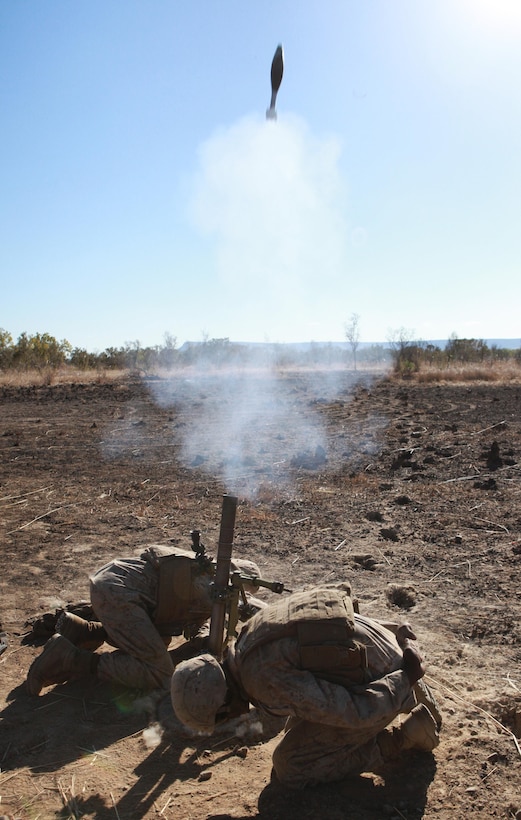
[1,370,520,820]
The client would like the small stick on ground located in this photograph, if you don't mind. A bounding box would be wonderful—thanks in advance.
[471,420,506,436]
[474,517,509,534]
[7,502,81,534]
[159,795,172,815]
[204,791,228,801]
[505,673,519,692]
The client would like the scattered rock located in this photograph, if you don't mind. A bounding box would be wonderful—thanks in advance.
[198,770,212,782]
[391,451,415,470]
[386,583,417,610]
[473,478,497,491]
[380,527,400,542]
[394,495,412,505]
[353,553,379,571]
[366,510,384,522]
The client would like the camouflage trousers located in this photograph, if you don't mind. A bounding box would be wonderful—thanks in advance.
[90,556,173,691]
[272,690,416,789]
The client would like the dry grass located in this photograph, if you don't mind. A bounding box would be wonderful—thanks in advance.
[0,367,129,387]
[413,361,521,384]
[2,360,521,388]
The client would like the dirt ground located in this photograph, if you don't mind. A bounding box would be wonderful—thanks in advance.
[1,370,520,820]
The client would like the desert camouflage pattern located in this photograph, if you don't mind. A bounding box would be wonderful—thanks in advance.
[90,556,173,690]
[231,610,416,788]
[89,549,261,691]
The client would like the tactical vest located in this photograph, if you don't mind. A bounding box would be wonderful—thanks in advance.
[143,546,215,636]
[236,586,369,686]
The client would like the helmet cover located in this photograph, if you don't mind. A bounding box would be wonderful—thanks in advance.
[171,653,228,734]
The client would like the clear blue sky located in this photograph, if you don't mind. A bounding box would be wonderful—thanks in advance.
[2,1,520,352]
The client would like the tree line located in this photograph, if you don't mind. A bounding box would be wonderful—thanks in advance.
[0,327,519,374]
[386,330,521,375]
[0,328,391,372]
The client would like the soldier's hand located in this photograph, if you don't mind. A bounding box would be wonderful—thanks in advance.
[395,623,417,648]
[402,639,426,684]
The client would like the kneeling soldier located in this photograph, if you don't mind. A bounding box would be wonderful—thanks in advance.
[26,545,262,695]
[170,583,442,789]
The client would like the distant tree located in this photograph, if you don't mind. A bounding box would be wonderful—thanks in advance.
[12,332,71,369]
[0,328,13,369]
[69,347,98,370]
[386,327,421,375]
[158,333,178,369]
[99,346,127,369]
[344,313,361,370]
[489,344,510,362]
[446,334,489,363]
[422,343,444,367]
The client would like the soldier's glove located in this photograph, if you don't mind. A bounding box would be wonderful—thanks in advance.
[402,638,426,685]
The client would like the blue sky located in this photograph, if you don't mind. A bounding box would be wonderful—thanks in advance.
[1,1,520,352]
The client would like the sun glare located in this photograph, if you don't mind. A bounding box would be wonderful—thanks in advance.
[461,0,521,35]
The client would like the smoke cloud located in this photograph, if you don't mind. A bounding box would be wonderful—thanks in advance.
[189,113,349,341]
[106,115,387,501]
[147,367,384,501]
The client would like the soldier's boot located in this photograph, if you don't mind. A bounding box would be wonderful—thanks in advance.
[377,704,440,761]
[56,611,107,651]
[412,680,442,729]
[26,634,100,696]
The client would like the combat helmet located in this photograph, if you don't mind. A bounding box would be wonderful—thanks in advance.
[171,653,228,734]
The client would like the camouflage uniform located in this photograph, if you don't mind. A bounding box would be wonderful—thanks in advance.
[227,594,416,788]
[90,547,259,691]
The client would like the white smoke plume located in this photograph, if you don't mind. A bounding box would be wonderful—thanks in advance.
[141,722,164,749]
[144,115,384,500]
[148,367,385,501]
[107,115,387,499]
[189,113,349,341]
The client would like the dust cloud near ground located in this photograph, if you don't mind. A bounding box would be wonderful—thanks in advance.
[1,372,520,819]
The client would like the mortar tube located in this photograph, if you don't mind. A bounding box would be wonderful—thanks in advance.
[208,494,238,659]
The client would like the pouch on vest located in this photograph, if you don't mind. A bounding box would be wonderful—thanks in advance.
[294,590,368,685]
[237,585,362,685]
[298,630,368,686]
[144,547,215,636]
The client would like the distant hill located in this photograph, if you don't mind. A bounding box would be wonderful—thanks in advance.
[179,338,521,352]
